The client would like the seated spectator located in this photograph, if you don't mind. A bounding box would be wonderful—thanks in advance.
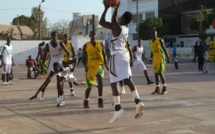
[26,55,41,79]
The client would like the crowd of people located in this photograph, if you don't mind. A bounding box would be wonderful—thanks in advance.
[1,0,214,124]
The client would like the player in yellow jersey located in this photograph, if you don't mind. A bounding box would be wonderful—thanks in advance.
[82,31,109,108]
[150,29,170,95]
[204,36,215,73]
[62,34,77,96]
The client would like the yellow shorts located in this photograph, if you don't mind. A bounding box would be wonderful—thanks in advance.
[85,65,104,88]
[208,55,215,63]
[153,63,165,74]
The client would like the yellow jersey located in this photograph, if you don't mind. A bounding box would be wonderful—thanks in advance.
[86,40,104,67]
[150,38,165,64]
[62,40,72,62]
[208,41,215,56]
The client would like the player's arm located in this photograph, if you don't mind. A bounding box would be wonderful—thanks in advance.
[160,39,170,63]
[99,0,112,29]
[132,46,137,59]
[60,42,71,61]
[82,44,88,71]
[101,42,109,71]
[70,42,76,58]
[142,49,148,62]
[29,71,55,100]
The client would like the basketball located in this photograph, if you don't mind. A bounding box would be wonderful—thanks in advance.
[108,0,120,7]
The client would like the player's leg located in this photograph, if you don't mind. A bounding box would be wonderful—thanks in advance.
[97,74,104,108]
[125,78,144,118]
[110,82,125,123]
[57,77,66,107]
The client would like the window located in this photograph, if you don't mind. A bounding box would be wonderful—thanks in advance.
[145,12,155,19]
[133,33,139,40]
[133,14,143,23]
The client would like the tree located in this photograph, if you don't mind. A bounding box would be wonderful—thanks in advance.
[29,7,48,39]
[138,17,170,40]
[48,20,76,39]
[190,8,215,41]
[0,28,15,40]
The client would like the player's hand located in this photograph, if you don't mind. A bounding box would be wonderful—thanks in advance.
[102,0,110,9]
[105,64,109,71]
[29,95,37,100]
[114,0,120,9]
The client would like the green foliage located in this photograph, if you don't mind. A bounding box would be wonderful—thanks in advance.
[0,28,15,40]
[12,15,31,26]
[138,17,170,40]
[190,18,200,31]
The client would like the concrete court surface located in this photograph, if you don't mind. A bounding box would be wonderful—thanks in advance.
[0,61,215,134]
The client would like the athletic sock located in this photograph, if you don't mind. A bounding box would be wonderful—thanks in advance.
[132,90,140,99]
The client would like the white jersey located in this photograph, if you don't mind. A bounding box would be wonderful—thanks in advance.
[134,45,143,61]
[48,41,63,62]
[0,44,13,65]
[109,26,128,55]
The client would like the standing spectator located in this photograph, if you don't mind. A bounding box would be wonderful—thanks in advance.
[36,41,45,61]
[0,37,14,85]
[192,42,198,62]
[26,55,41,79]
[77,48,82,66]
[172,43,177,58]
[197,41,206,71]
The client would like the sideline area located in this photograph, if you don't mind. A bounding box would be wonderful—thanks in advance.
[0,62,215,134]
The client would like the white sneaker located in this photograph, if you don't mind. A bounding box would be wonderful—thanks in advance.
[2,81,8,85]
[7,81,13,85]
[57,95,65,107]
[57,100,66,107]
[109,109,125,123]
[135,102,145,119]
[70,91,75,96]
[120,87,126,95]
[40,92,45,101]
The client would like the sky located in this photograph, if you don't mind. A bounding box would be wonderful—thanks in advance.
[0,0,112,25]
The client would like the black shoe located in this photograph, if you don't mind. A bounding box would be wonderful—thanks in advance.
[160,86,168,95]
[84,99,89,108]
[147,80,154,85]
[151,87,160,95]
[98,98,104,108]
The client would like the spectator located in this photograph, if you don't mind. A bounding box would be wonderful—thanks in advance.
[192,42,198,62]
[26,55,41,79]
[172,43,177,58]
[196,41,206,71]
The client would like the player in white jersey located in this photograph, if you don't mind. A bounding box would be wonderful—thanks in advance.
[29,58,85,107]
[132,39,154,85]
[0,37,14,85]
[40,31,71,100]
[99,0,144,123]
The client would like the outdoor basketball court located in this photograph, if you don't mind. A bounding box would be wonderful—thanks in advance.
[0,61,215,134]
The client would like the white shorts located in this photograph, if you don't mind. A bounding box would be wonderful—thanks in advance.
[109,52,132,83]
[1,64,12,74]
[57,72,76,82]
[132,60,147,72]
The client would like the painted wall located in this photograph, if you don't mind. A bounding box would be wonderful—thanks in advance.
[0,38,193,65]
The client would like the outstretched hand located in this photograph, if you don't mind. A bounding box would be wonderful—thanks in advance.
[29,95,37,100]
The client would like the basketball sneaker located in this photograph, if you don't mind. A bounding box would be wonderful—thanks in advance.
[109,108,125,123]
[84,99,89,108]
[160,86,168,95]
[147,80,154,85]
[70,89,75,96]
[135,102,145,119]
[7,81,13,85]
[40,92,45,101]
[2,81,8,85]
[98,98,104,108]
[151,87,160,95]
[57,95,65,107]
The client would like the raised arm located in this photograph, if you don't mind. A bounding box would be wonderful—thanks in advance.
[99,0,112,29]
